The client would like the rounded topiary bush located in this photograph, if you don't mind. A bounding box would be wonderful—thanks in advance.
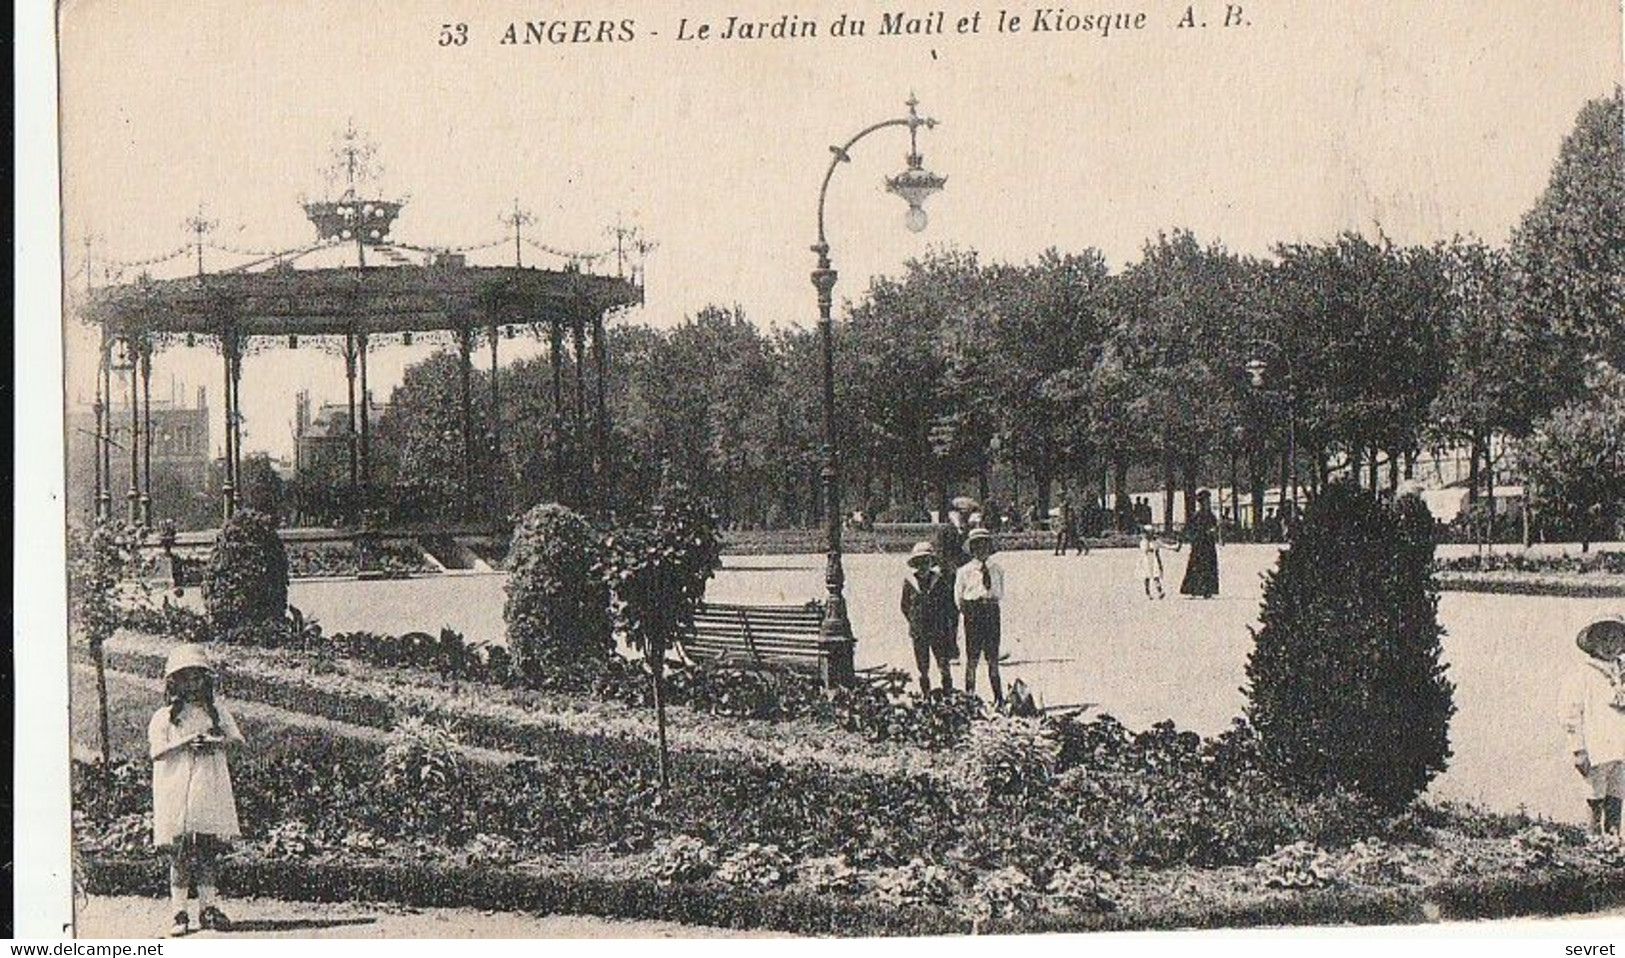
[201,509,289,632]
[504,502,611,675]
[1244,481,1455,813]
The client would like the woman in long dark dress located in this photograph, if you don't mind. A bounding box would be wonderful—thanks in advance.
[1180,491,1221,598]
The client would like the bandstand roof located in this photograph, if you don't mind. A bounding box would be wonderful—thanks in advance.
[87,254,642,339]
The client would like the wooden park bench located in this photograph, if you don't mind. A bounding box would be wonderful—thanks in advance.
[679,601,855,687]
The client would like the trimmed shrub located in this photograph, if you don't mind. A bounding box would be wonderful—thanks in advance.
[504,503,611,675]
[201,510,289,632]
[1244,482,1455,813]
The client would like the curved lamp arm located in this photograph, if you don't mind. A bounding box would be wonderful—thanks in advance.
[814,97,938,259]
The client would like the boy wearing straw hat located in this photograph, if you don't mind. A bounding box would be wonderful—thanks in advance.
[1562,619,1625,835]
[900,541,958,694]
[955,527,1006,706]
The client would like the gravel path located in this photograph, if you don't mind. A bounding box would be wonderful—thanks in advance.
[76,894,785,939]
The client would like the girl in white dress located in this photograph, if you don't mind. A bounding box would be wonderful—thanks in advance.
[1138,524,1180,599]
[149,644,245,936]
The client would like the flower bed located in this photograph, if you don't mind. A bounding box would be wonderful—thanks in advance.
[79,629,1625,931]
[76,757,1625,936]
[1437,551,1625,575]
[286,543,360,579]
[92,633,1546,873]
[85,850,1625,936]
[363,541,441,578]
[1432,550,1625,597]
[1435,571,1625,599]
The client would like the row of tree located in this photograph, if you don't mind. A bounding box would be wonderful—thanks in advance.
[300,90,1620,540]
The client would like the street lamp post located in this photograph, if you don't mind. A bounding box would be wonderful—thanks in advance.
[811,95,945,688]
[1246,341,1298,535]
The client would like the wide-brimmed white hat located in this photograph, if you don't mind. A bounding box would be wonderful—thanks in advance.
[163,643,213,678]
[1577,619,1625,660]
[965,528,994,546]
[908,541,936,563]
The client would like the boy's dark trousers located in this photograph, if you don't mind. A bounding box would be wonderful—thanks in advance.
[962,600,1002,705]
[912,631,955,694]
[1590,797,1622,835]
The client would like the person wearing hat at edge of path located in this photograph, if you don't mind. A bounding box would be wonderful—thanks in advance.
[955,527,1006,706]
[901,541,959,695]
[150,644,246,937]
[1563,618,1625,835]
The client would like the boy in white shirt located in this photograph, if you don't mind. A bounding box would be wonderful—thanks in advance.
[955,528,1005,706]
[1562,619,1625,835]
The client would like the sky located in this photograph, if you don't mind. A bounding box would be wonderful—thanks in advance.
[56,0,1622,459]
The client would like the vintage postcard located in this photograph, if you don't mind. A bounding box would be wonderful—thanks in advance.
[26,0,1625,943]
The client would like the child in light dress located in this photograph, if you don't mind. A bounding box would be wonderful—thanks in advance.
[1138,524,1180,600]
[150,644,246,936]
[1563,619,1625,835]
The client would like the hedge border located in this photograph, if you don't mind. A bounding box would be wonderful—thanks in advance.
[1435,573,1625,599]
[80,853,1625,936]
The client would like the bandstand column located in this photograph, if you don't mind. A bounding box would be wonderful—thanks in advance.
[488,322,502,519]
[127,337,141,524]
[549,317,565,503]
[220,328,237,519]
[230,336,244,497]
[358,331,372,493]
[93,332,108,521]
[101,338,115,520]
[140,341,154,526]
[344,333,359,512]
[591,311,611,514]
[572,318,589,507]
[457,325,475,509]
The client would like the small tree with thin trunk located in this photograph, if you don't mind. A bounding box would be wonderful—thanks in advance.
[68,521,151,782]
[597,489,722,787]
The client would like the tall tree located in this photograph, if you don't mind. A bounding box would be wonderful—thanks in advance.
[1112,231,1253,527]
[1511,88,1625,369]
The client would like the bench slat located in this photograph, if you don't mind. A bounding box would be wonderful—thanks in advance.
[688,624,824,638]
[682,639,825,652]
[689,617,819,630]
[679,639,819,652]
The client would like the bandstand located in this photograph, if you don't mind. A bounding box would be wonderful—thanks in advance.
[84,189,643,531]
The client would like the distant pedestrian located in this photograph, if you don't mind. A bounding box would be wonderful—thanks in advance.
[1179,490,1221,598]
[1563,619,1625,835]
[901,542,959,694]
[1138,524,1178,599]
[1053,501,1075,556]
[1260,508,1282,544]
[955,528,1005,705]
[936,497,977,571]
[151,645,246,937]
